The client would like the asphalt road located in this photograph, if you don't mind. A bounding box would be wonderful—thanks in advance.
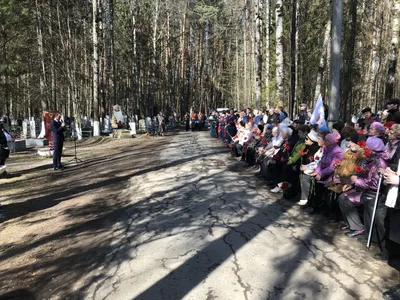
[85,131,396,300]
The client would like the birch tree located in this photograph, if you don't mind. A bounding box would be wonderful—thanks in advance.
[275,0,284,102]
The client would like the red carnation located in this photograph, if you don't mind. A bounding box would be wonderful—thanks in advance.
[333,159,341,167]
[357,140,367,148]
[354,166,363,173]
[300,148,309,156]
[364,149,373,157]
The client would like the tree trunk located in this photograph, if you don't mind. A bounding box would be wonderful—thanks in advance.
[35,0,48,139]
[289,0,297,119]
[386,0,400,99]
[314,20,331,101]
[48,0,56,109]
[93,0,100,136]
[152,0,159,112]
[275,0,284,103]
[265,0,270,108]
[328,0,343,127]
[255,0,262,110]
[341,0,357,121]
[244,0,249,107]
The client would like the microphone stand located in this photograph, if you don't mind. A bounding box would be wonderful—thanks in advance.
[68,127,83,164]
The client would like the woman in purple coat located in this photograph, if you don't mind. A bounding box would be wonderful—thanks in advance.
[338,137,388,238]
[312,132,344,219]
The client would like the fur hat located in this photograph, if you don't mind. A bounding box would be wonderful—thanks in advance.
[366,136,385,152]
[307,130,318,142]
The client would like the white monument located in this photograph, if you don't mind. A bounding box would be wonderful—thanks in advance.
[22,120,28,139]
[104,115,111,133]
[129,122,136,136]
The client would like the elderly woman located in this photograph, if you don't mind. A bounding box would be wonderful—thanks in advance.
[265,127,297,186]
[271,125,310,194]
[368,121,386,140]
[304,130,330,210]
[309,131,344,218]
[298,130,326,206]
[338,137,388,238]
[256,126,283,178]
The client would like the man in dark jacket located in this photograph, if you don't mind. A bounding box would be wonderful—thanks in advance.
[298,103,311,124]
[386,98,400,123]
[51,113,65,170]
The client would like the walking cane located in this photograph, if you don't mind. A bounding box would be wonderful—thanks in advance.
[367,172,384,249]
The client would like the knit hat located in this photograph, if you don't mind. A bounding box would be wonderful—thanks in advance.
[319,125,329,131]
[370,122,386,134]
[325,132,341,144]
[366,136,386,152]
[384,121,396,130]
[307,130,318,142]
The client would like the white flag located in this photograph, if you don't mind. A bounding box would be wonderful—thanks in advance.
[310,94,326,127]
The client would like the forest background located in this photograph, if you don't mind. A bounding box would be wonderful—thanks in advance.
[1,0,400,135]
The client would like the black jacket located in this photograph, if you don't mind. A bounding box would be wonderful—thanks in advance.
[301,142,320,165]
[0,128,9,147]
[51,120,65,142]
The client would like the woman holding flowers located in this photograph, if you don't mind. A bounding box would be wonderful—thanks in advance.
[338,137,388,238]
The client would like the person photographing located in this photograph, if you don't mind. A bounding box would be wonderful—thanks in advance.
[51,112,65,170]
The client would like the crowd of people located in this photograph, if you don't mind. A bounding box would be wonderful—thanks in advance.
[209,100,400,299]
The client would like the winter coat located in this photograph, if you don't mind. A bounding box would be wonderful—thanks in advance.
[288,140,306,165]
[345,152,388,203]
[315,144,344,184]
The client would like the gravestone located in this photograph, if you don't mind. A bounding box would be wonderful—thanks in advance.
[113,105,124,123]
[145,117,152,133]
[104,115,111,133]
[138,119,146,132]
[22,120,28,139]
[129,122,136,135]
